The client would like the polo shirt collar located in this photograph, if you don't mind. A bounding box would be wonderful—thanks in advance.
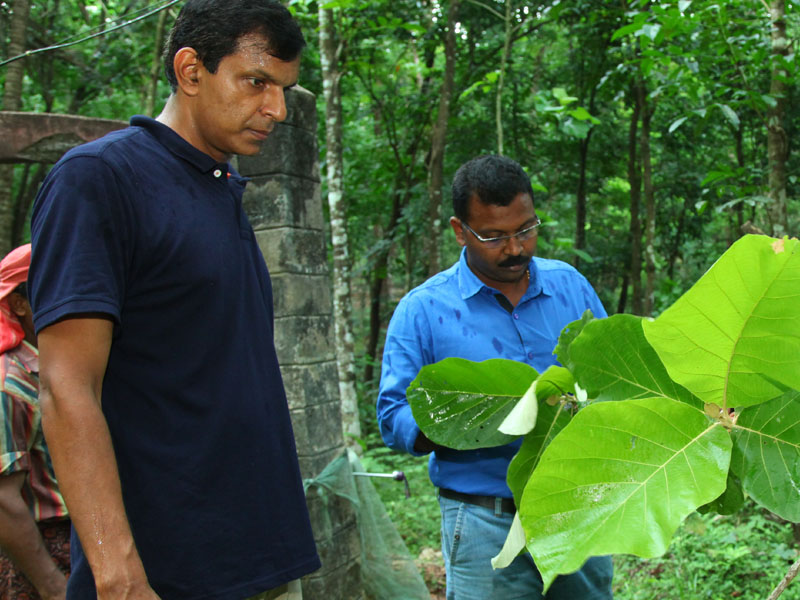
[456,248,550,301]
[129,115,236,179]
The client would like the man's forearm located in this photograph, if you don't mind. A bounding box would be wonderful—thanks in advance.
[41,390,152,598]
[0,473,66,600]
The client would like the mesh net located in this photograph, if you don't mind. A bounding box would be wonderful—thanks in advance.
[304,450,430,600]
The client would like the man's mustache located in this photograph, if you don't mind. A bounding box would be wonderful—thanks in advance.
[498,255,530,268]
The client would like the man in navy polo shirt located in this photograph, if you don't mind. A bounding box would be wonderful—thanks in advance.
[28,1,320,599]
[377,155,613,599]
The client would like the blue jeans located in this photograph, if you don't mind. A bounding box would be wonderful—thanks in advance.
[439,495,613,600]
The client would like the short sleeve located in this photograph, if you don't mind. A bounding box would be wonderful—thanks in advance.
[30,154,133,332]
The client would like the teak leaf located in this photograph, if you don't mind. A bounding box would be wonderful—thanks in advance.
[506,400,573,507]
[643,235,800,409]
[565,313,702,408]
[730,391,800,522]
[407,358,536,450]
[520,398,731,591]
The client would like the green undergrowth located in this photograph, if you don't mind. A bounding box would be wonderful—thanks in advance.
[361,440,800,599]
[614,505,800,600]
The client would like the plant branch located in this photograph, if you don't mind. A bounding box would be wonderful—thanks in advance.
[767,555,800,600]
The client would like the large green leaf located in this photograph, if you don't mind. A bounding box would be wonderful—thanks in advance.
[643,235,800,409]
[730,391,800,522]
[554,310,596,370]
[506,400,573,506]
[520,398,731,591]
[564,314,702,408]
[407,358,536,450]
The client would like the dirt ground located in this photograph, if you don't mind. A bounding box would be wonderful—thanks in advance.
[416,547,446,599]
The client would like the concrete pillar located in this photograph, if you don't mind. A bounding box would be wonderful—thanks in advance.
[237,87,364,600]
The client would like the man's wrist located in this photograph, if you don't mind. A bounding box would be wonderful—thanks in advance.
[92,549,150,597]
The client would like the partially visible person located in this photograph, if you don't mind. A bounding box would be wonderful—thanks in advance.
[377,155,613,599]
[0,244,69,600]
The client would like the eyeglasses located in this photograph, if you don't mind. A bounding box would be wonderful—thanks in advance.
[460,218,541,249]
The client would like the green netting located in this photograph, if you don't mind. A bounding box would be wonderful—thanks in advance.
[304,450,430,600]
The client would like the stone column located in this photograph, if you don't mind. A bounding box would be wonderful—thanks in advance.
[237,87,363,599]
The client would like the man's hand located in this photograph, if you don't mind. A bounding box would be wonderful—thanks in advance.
[0,472,67,600]
[413,431,448,454]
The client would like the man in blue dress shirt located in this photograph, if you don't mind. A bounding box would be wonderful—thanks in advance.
[377,155,613,599]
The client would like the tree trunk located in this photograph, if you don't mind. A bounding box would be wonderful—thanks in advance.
[364,181,411,386]
[574,129,593,270]
[639,86,656,317]
[319,6,361,449]
[628,83,643,316]
[767,0,789,237]
[424,0,459,277]
[0,0,31,256]
[144,7,169,117]
[496,0,513,155]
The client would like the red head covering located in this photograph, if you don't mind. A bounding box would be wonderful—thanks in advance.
[0,244,31,354]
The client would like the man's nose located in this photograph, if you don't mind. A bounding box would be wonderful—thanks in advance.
[260,87,288,123]
[505,234,524,255]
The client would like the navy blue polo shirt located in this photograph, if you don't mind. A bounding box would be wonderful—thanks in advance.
[29,116,320,599]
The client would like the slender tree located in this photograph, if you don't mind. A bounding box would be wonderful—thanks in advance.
[766,0,790,237]
[639,82,656,317]
[144,7,169,117]
[319,4,361,448]
[425,0,460,277]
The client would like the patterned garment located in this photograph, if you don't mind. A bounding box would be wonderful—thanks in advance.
[0,340,67,521]
[0,518,70,599]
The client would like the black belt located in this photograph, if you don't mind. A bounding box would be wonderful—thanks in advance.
[439,488,516,514]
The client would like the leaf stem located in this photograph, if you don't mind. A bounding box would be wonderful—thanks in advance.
[767,555,800,600]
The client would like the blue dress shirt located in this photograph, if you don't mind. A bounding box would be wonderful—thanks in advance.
[377,248,607,497]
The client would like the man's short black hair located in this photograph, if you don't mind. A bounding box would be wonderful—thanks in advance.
[11,282,26,299]
[452,155,535,222]
[164,0,306,92]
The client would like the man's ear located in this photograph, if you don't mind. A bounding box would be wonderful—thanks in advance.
[7,292,30,318]
[173,47,203,96]
[450,216,466,247]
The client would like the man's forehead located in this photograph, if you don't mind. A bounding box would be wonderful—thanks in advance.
[235,32,273,56]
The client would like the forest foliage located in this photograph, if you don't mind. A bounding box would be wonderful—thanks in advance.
[1,0,797,390]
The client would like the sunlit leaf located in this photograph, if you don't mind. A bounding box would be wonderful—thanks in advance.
[717,103,740,127]
[563,314,702,408]
[552,87,578,105]
[668,116,689,134]
[408,358,536,450]
[520,398,731,591]
[643,235,800,409]
[730,391,800,522]
[611,22,642,42]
